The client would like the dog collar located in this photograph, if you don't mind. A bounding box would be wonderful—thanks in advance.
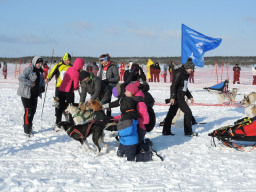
[72,109,95,122]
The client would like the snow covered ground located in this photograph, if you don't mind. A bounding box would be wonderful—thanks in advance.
[0,64,256,192]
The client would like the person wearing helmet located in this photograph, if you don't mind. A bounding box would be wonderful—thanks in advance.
[45,53,72,123]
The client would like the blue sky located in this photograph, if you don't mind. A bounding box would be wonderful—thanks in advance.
[1,0,256,58]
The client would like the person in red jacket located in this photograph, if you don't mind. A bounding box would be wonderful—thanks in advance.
[154,62,161,82]
[233,64,241,84]
[119,62,125,81]
[189,70,195,83]
[43,61,50,79]
[56,58,84,125]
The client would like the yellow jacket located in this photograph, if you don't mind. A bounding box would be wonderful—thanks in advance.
[47,62,72,87]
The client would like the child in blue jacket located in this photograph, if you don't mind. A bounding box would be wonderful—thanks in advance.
[115,97,152,162]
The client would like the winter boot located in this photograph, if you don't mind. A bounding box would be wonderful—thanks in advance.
[162,131,175,136]
[117,149,125,157]
[24,124,32,137]
[185,132,198,137]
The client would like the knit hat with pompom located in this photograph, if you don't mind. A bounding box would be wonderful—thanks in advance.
[125,81,140,95]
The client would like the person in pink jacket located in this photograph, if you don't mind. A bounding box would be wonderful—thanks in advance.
[125,81,149,151]
[56,58,84,125]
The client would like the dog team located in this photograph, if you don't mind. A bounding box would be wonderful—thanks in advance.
[17,54,255,161]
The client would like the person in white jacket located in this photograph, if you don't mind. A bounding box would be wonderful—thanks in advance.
[252,64,256,85]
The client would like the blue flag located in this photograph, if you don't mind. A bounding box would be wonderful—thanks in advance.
[181,24,222,67]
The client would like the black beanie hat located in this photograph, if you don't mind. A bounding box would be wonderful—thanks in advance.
[79,71,90,81]
[184,58,195,70]
[36,58,43,64]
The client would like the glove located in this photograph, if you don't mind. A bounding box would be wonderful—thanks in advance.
[40,86,45,93]
[165,99,170,104]
[102,103,109,109]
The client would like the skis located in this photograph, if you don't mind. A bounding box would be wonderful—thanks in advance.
[159,121,207,126]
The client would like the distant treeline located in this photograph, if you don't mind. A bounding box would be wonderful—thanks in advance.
[1,56,256,66]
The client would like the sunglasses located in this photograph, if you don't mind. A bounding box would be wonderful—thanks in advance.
[99,57,108,62]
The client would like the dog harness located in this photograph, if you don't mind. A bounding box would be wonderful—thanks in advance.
[69,121,95,138]
[71,109,95,122]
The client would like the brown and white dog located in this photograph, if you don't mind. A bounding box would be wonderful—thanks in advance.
[65,103,94,125]
[240,93,256,117]
[208,88,238,104]
[241,92,256,104]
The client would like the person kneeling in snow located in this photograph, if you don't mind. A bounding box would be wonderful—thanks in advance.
[114,97,152,162]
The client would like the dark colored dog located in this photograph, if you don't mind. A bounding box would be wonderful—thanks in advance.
[55,119,117,156]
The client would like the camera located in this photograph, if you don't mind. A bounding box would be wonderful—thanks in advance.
[165,99,170,104]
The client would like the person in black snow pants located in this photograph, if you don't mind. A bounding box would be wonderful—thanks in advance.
[17,56,45,136]
[162,58,198,136]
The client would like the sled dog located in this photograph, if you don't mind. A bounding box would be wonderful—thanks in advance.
[65,104,95,125]
[56,121,108,156]
[209,88,238,104]
[240,94,256,118]
[240,92,256,105]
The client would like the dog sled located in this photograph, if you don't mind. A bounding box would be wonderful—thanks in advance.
[204,80,229,92]
[208,116,256,151]
[204,80,238,104]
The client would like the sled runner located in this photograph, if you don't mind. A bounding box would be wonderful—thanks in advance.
[208,116,256,151]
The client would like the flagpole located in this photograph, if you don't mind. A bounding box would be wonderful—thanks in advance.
[181,24,183,64]
[215,61,218,83]
[226,61,229,79]
[221,61,224,82]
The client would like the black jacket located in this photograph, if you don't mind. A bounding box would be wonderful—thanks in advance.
[170,65,193,100]
[80,74,111,104]
[123,67,146,83]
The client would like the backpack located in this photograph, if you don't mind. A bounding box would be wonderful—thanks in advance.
[143,91,155,132]
[145,106,155,132]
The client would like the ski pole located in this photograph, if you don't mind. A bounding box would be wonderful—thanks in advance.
[41,82,48,119]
